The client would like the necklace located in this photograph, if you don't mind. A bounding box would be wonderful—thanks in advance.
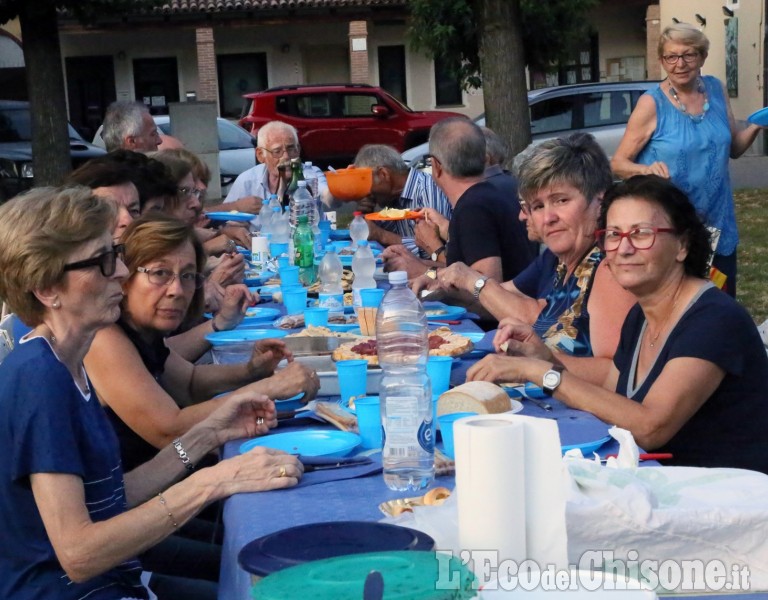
[647,277,685,348]
[668,78,709,123]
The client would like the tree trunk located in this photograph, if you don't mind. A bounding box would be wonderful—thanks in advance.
[19,2,72,187]
[476,0,531,165]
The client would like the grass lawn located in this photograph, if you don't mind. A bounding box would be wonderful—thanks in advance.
[735,189,768,324]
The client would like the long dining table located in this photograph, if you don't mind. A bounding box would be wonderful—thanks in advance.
[217,269,766,599]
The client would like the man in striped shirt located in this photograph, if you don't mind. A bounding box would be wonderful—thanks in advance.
[353,144,452,260]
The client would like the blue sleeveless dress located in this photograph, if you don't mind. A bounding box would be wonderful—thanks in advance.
[636,76,736,256]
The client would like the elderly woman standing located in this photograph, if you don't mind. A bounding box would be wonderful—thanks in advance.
[416,133,636,383]
[611,23,765,297]
[0,187,302,599]
[469,176,768,472]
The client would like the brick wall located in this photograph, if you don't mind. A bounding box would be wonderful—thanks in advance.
[349,20,369,83]
[646,5,662,80]
[196,27,219,103]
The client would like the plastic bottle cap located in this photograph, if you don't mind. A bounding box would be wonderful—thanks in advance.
[388,271,407,285]
[353,211,363,217]
[357,240,368,247]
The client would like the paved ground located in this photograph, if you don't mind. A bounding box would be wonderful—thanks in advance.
[730,154,768,189]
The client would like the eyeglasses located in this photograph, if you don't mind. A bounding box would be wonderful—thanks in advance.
[178,187,204,198]
[63,244,125,278]
[662,52,699,65]
[595,227,676,251]
[259,144,300,158]
[135,267,206,289]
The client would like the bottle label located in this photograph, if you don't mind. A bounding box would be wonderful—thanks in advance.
[384,395,425,459]
[417,418,434,453]
[318,293,344,313]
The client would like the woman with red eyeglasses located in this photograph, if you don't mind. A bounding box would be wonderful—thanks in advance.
[469,176,768,472]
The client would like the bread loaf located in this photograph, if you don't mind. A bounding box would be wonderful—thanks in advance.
[437,381,511,416]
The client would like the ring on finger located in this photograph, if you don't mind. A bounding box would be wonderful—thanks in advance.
[257,417,264,426]
[278,465,287,478]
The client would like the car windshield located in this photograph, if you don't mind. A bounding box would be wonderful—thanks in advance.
[380,90,413,113]
[0,107,84,143]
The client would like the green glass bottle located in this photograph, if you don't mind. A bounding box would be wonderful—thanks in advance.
[286,158,305,197]
[293,214,316,285]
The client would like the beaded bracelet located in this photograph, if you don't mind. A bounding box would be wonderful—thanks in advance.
[157,493,178,528]
[172,438,195,472]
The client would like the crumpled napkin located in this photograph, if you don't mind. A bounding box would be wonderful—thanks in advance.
[562,425,640,468]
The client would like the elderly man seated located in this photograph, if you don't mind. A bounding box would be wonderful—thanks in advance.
[208,120,335,218]
[351,144,452,260]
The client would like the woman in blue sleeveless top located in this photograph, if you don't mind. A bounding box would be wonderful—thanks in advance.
[611,22,765,297]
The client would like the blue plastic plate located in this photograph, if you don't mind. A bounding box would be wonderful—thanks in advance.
[205,211,256,222]
[748,107,768,126]
[239,429,361,458]
[238,521,434,577]
[562,435,612,456]
[205,328,288,347]
[500,384,525,398]
[254,285,280,300]
[275,392,305,412]
[461,332,486,343]
[327,322,360,333]
[423,302,468,321]
[330,228,351,240]
[524,382,548,399]
[241,307,282,325]
[244,270,276,287]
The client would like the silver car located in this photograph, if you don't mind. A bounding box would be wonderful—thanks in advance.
[402,80,659,167]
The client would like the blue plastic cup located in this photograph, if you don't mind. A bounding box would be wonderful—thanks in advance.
[282,287,308,316]
[276,255,291,269]
[427,356,453,396]
[360,288,385,308]
[304,307,329,328]
[438,412,477,459]
[318,220,332,247]
[279,265,300,287]
[355,396,382,449]
[336,359,368,404]
[270,242,289,259]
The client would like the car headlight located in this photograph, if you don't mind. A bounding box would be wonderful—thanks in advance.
[20,162,34,178]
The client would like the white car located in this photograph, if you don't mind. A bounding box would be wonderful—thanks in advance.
[92,116,256,195]
[402,81,658,168]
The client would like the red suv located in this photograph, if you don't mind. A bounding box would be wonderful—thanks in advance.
[239,84,465,166]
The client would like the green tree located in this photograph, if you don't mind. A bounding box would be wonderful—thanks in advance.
[409,0,598,158]
[0,1,160,187]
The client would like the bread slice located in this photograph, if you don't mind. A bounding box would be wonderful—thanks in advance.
[437,381,511,416]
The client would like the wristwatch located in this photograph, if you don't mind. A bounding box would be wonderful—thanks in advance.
[426,267,438,280]
[472,276,489,300]
[542,364,565,396]
[431,245,446,262]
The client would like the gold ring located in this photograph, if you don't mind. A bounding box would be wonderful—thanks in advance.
[278,465,287,478]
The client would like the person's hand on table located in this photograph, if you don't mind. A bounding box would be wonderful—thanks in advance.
[260,362,320,402]
[205,389,277,444]
[248,339,294,380]
[212,284,258,331]
[437,262,481,294]
[410,272,439,297]
[413,218,444,257]
[494,318,555,362]
[210,252,246,287]
[638,161,670,178]
[421,207,450,241]
[215,447,303,492]
[466,353,537,386]
[221,223,252,249]
[382,244,428,279]
[234,196,264,215]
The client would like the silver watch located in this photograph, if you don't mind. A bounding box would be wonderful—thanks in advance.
[472,276,489,299]
[542,364,565,396]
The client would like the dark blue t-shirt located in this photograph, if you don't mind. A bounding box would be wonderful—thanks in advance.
[512,249,559,299]
[614,286,768,473]
[0,337,148,599]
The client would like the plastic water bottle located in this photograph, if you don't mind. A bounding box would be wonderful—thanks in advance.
[351,240,377,312]
[259,202,275,237]
[293,214,316,285]
[318,246,344,317]
[271,206,291,244]
[303,161,319,198]
[350,211,370,248]
[267,193,281,213]
[290,181,315,228]
[376,271,434,491]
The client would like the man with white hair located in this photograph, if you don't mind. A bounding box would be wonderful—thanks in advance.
[101,101,161,153]
[216,120,332,215]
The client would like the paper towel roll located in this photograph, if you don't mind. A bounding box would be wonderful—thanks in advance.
[454,413,568,570]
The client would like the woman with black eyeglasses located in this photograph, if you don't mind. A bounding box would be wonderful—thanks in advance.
[0,188,308,599]
[468,176,768,472]
[611,22,766,298]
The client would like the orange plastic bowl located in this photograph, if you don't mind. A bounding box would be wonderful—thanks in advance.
[325,167,372,201]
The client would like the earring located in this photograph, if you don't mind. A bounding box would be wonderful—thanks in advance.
[52,299,60,309]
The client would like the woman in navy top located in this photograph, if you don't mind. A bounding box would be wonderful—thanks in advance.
[469,176,768,472]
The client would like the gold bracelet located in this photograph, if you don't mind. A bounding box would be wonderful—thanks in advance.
[157,492,178,528]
